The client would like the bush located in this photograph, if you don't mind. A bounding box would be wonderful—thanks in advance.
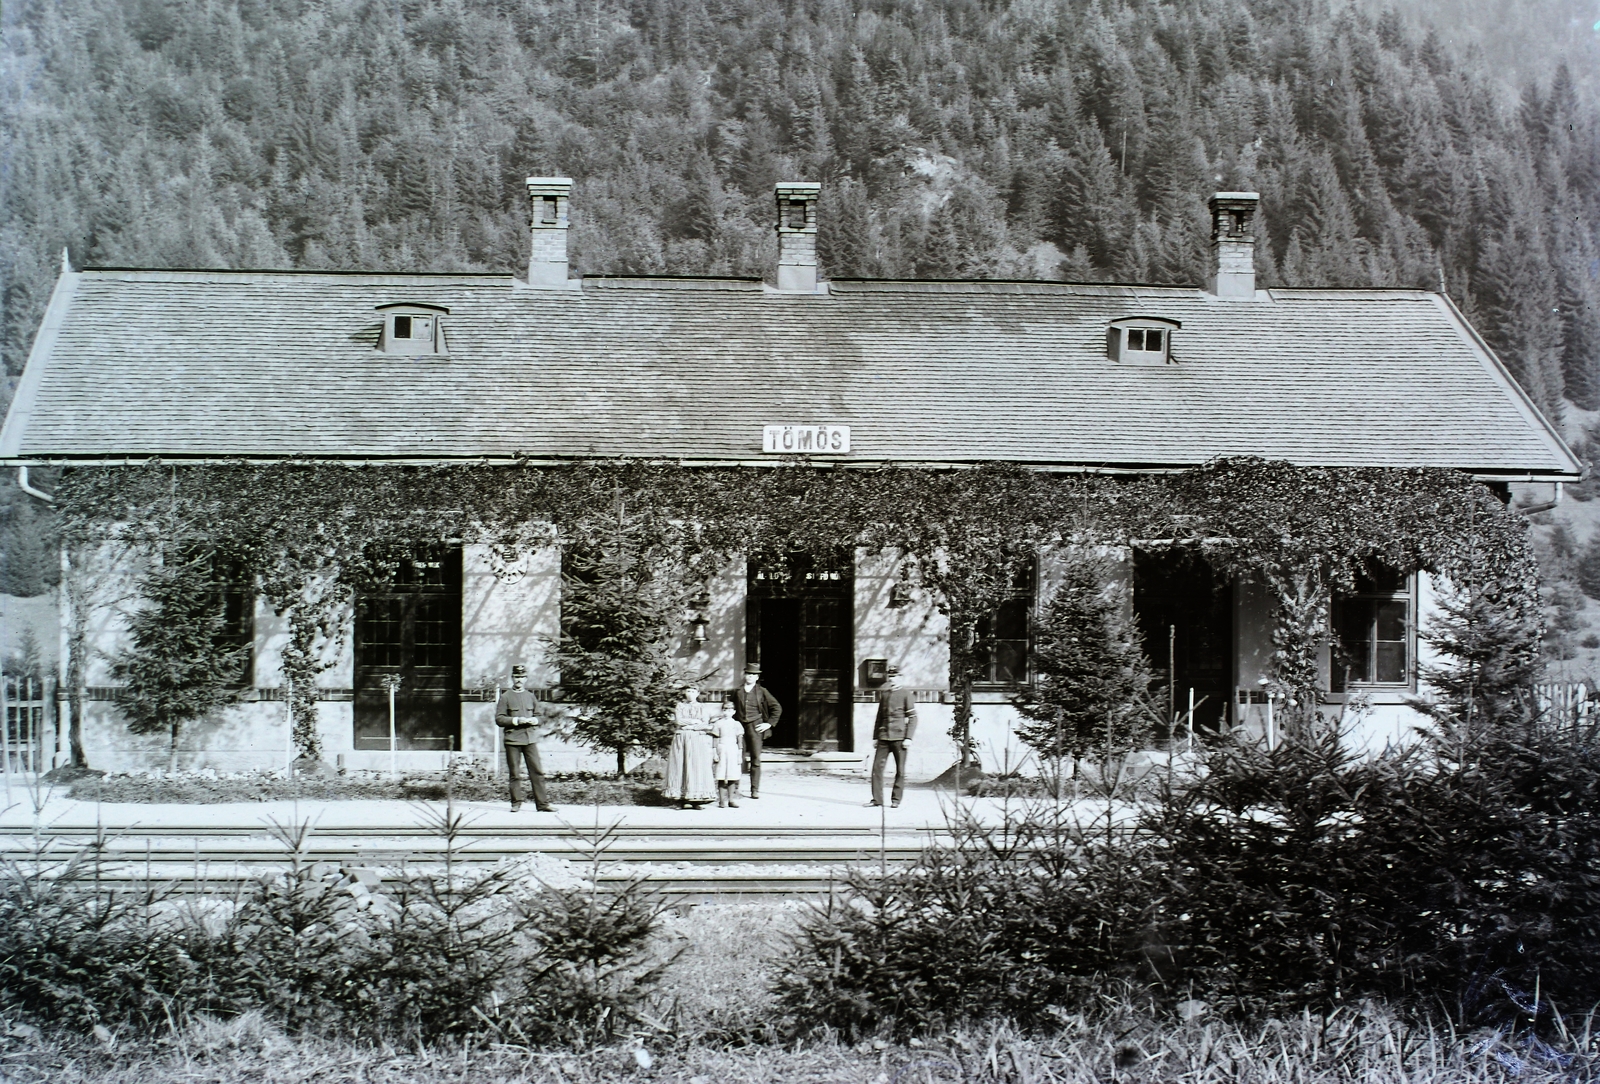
[773,803,1154,1037]
[0,807,673,1042]
[200,822,366,1030]
[0,839,206,1030]
[508,875,677,1045]
[1145,721,1600,1021]
[776,720,1600,1033]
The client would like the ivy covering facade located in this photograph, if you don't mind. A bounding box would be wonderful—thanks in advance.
[53,457,1536,762]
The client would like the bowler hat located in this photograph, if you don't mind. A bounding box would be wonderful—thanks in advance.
[743,663,762,675]
[511,664,527,677]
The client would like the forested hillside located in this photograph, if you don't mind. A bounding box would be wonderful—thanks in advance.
[2,0,1598,426]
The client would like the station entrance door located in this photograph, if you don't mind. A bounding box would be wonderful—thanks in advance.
[747,552,854,752]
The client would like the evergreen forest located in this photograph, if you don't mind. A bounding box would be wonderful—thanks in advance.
[1,0,1599,538]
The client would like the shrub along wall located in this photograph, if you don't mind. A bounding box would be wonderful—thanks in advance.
[53,457,1535,764]
[776,720,1600,1035]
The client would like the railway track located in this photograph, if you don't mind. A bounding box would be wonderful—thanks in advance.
[0,822,937,897]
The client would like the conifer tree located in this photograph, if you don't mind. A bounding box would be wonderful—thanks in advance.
[1012,553,1157,775]
[1414,573,1543,736]
[554,498,689,776]
[111,552,247,772]
[817,177,877,278]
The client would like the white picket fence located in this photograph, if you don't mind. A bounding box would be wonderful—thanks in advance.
[1535,681,1595,736]
[2,673,50,775]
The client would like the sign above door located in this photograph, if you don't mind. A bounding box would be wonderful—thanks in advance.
[762,424,850,454]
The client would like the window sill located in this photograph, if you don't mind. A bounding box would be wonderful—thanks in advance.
[969,687,1026,704]
[1322,688,1417,706]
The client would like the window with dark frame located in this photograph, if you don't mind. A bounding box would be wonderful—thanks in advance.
[1108,321,1176,362]
[1127,328,1164,352]
[1331,565,1413,691]
[800,596,846,672]
[974,559,1035,687]
[176,548,254,687]
[352,545,462,752]
[393,315,412,339]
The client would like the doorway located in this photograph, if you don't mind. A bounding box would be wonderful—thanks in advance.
[353,545,462,750]
[1133,550,1233,735]
[748,554,853,752]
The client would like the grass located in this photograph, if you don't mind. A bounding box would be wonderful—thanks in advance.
[59,768,669,805]
[648,902,799,1042]
[4,996,1596,1083]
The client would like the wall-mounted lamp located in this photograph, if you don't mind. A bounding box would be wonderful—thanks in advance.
[690,587,712,610]
[889,582,913,607]
[690,615,709,645]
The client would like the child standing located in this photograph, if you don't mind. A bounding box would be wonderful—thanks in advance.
[710,701,743,808]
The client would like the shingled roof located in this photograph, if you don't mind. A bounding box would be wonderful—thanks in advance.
[0,267,1581,480]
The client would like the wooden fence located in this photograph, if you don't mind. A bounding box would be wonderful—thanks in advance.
[1535,681,1595,736]
[2,673,50,774]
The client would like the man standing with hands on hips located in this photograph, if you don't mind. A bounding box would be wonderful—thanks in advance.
[868,665,917,808]
[496,664,554,812]
[729,663,781,800]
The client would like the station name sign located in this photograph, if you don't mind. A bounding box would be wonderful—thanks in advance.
[762,424,851,454]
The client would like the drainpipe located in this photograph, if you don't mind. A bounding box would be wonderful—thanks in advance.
[1516,481,1564,516]
[16,466,53,503]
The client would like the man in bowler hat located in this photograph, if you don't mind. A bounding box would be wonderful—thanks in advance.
[496,665,554,812]
[868,665,917,808]
[728,663,781,799]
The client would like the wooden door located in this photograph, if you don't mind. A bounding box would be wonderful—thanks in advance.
[353,546,462,750]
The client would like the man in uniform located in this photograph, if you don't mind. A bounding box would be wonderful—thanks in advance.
[728,663,781,800]
[496,664,554,812]
[868,665,917,808]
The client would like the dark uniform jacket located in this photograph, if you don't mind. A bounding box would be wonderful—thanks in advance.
[730,684,782,726]
[873,688,919,743]
[495,687,542,745]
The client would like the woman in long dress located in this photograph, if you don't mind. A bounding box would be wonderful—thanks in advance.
[662,685,715,807]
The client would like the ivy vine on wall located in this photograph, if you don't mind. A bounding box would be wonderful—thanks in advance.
[53,458,1536,763]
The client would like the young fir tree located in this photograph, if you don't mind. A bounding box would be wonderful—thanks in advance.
[111,552,247,772]
[1414,573,1543,736]
[554,503,688,776]
[1012,553,1158,777]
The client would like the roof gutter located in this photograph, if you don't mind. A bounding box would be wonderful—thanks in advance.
[0,454,1582,483]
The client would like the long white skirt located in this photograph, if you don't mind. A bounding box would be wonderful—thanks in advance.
[663,728,715,802]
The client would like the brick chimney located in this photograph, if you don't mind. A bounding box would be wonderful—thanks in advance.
[774,182,821,292]
[1207,192,1259,299]
[526,177,572,287]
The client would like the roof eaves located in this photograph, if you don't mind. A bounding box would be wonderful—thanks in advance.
[0,263,79,459]
[826,278,1202,297]
[1431,291,1585,478]
[82,266,510,278]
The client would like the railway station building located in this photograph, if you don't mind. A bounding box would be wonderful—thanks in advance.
[0,180,1581,777]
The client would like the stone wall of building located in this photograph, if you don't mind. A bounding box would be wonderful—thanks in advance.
[64,542,1456,776]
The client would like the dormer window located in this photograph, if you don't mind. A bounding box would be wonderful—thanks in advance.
[1127,327,1164,352]
[376,303,449,356]
[1107,317,1181,364]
